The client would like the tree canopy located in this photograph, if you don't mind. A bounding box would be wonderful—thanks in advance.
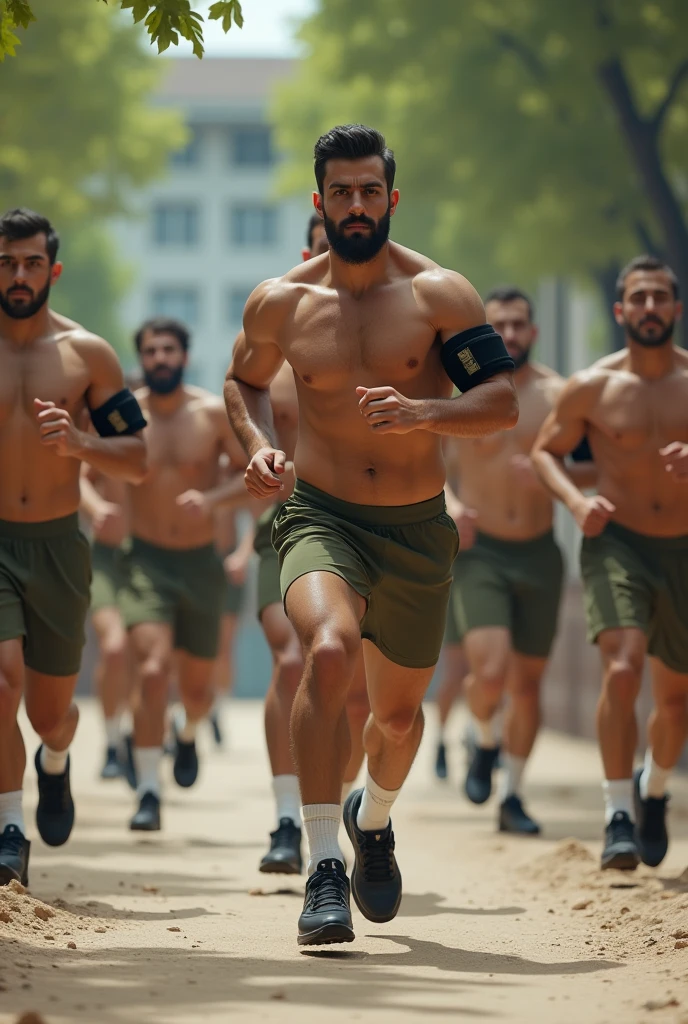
[272,0,688,338]
[0,0,244,59]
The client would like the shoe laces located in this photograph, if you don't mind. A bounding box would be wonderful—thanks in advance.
[306,865,348,912]
[608,811,634,844]
[271,819,299,848]
[1,826,24,857]
[359,828,396,883]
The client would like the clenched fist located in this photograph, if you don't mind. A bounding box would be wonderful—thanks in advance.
[356,386,424,435]
[245,447,288,498]
[572,495,616,537]
[35,399,84,457]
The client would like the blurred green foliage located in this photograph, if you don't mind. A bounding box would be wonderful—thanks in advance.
[273,0,688,340]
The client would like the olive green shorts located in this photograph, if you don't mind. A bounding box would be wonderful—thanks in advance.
[222,574,244,616]
[273,480,459,669]
[120,537,226,659]
[446,530,564,657]
[254,503,282,619]
[90,540,129,614]
[580,521,688,673]
[0,513,91,676]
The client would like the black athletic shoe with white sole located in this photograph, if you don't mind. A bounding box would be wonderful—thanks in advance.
[173,734,199,788]
[499,794,541,835]
[464,745,500,805]
[35,747,75,847]
[435,742,448,780]
[633,768,669,868]
[101,745,122,780]
[0,825,30,887]
[130,791,161,831]
[260,817,302,874]
[297,858,354,946]
[343,788,402,923]
[600,810,639,870]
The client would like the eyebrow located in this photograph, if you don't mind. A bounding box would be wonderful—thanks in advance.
[328,180,384,190]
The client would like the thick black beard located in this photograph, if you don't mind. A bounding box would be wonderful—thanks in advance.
[511,346,531,371]
[323,207,391,265]
[626,318,675,348]
[0,280,51,320]
[144,366,184,395]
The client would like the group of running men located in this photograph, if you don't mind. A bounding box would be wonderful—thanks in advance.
[0,123,686,949]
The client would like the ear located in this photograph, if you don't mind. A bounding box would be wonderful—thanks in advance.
[301,248,312,262]
[613,301,624,327]
[389,189,400,216]
[530,324,539,342]
[51,261,63,284]
[675,300,684,321]
[312,191,324,216]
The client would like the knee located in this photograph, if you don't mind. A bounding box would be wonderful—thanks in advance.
[139,658,169,704]
[101,634,127,670]
[307,631,359,684]
[655,695,688,725]
[28,701,76,739]
[0,671,22,724]
[510,678,541,704]
[345,691,370,731]
[474,659,508,704]
[375,704,423,744]
[604,658,643,707]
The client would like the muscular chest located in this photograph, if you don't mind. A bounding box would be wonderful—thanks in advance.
[594,377,688,452]
[0,342,88,427]
[144,409,219,471]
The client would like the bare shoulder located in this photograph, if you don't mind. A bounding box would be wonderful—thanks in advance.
[530,364,565,404]
[553,364,610,414]
[59,318,121,376]
[411,259,485,331]
[674,346,688,372]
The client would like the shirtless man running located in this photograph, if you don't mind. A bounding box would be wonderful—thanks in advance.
[446,286,595,834]
[0,208,147,887]
[119,317,248,831]
[254,212,370,876]
[532,254,688,870]
[225,125,517,945]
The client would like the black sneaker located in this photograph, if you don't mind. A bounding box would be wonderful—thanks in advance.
[173,734,199,789]
[35,747,75,847]
[343,788,402,923]
[0,825,30,887]
[121,734,138,791]
[101,746,122,780]
[464,745,500,805]
[435,742,448,780]
[260,817,302,874]
[633,768,669,868]
[130,791,161,832]
[297,859,354,946]
[209,711,223,748]
[601,810,639,870]
[499,794,541,835]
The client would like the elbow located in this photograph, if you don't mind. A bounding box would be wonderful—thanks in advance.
[498,377,519,430]
[126,440,148,484]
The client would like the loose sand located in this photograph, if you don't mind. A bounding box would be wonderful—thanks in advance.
[1,700,687,1024]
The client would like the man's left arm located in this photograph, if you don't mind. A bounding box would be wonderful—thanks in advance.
[35,337,147,482]
[358,269,518,437]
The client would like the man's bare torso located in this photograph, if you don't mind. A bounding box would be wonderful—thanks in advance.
[129,386,226,549]
[273,244,452,505]
[582,348,688,536]
[0,311,98,522]
[453,364,561,541]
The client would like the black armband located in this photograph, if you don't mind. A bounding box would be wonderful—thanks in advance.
[441,323,515,392]
[569,435,593,463]
[89,389,147,437]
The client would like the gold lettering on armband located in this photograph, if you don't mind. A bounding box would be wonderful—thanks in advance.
[457,347,480,375]
[107,410,127,433]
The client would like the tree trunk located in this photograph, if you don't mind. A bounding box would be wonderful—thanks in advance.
[594,264,624,351]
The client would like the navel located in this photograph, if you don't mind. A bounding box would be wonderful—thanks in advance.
[365,467,377,479]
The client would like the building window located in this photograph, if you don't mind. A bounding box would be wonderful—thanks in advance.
[231,125,273,167]
[152,202,199,246]
[227,286,253,327]
[170,127,201,169]
[150,286,199,328]
[230,205,277,247]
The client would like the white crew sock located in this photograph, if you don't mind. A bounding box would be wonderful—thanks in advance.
[104,716,121,749]
[120,708,133,736]
[272,774,301,825]
[302,803,343,874]
[356,771,400,832]
[341,780,354,802]
[471,713,499,749]
[135,747,162,799]
[498,752,527,802]
[40,744,69,776]
[639,749,671,800]
[174,708,198,744]
[602,778,634,825]
[0,791,25,833]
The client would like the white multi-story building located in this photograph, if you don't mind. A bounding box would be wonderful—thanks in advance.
[113,56,309,394]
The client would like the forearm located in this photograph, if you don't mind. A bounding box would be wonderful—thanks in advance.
[205,472,257,512]
[532,449,584,511]
[420,376,518,438]
[77,433,146,484]
[224,377,276,458]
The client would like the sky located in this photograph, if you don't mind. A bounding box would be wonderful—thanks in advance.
[163,0,317,58]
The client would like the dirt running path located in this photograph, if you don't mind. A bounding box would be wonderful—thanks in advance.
[2,700,688,1024]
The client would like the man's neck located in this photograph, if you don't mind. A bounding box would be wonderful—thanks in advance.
[146,385,187,416]
[0,304,52,347]
[626,338,675,380]
[326,243,391,296]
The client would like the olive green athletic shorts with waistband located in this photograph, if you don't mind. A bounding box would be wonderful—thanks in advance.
[445,529,564,658]
[120,537,226,659]
[0,513,91,676]
[272,479,459,669]
[91,540,129,614]
[254,502,283,619]
[580,521,688,673]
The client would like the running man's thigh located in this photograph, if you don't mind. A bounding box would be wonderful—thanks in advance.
[261,601,303,661]
[453,552,512,643]
[510,544,564,658]
[176,648,216,692]
[128,621,174,669]
[463,626,512,679]
[649,656,688,708]
[580,531,654,646]
[24,668,79,734]
[362,639,434,724]
[91,605,127,647]
[285,570,366,648]
[506,652,549,695]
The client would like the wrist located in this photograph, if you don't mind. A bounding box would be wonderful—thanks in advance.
[73,429,90,458]
[414,398,434,430]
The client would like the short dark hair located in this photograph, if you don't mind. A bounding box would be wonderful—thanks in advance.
[616,255,679,300]
[484,285,535,322]
[314,124,396,195]
[306,213,323,251]
[0,207,60,264]
[134,317,190,353]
